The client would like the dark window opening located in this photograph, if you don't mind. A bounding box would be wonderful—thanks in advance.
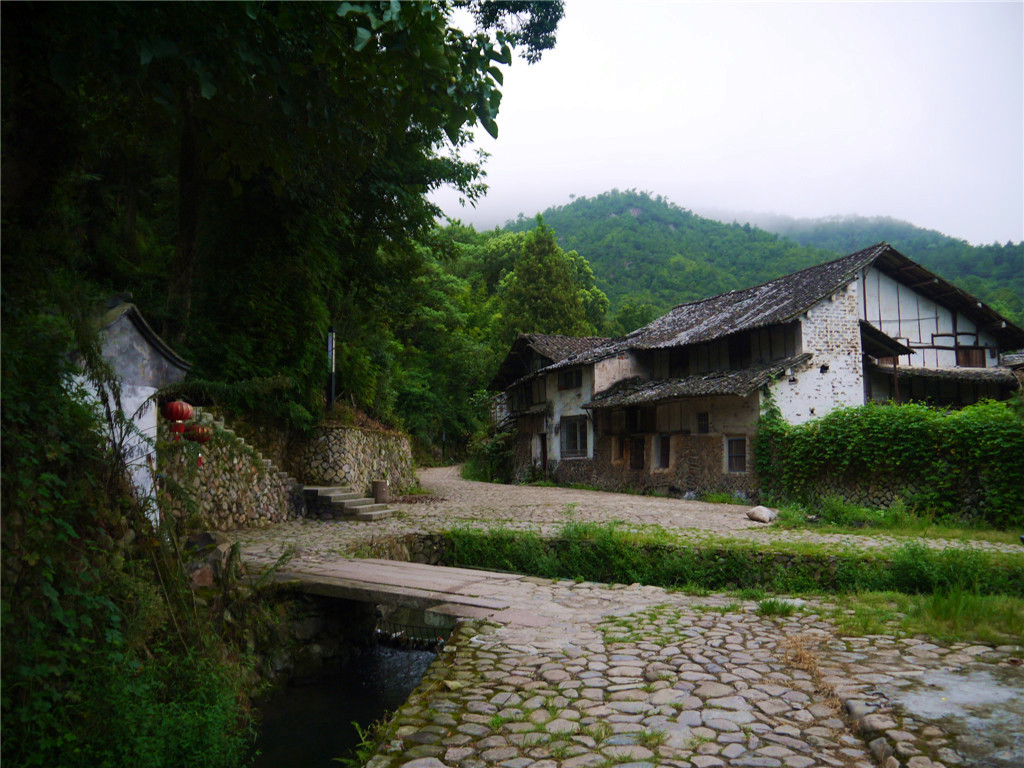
[629,437,645,470]
[697,412,710,434]
[728,334,751,369]
[627,407,640,433]
[560,416,588,458]
[727,437,746,473]
[558,368,583,390]
[658,434,671,468]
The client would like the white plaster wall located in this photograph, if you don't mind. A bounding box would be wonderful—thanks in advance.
[594,352,645,393]
[859,267,999,368]
[772,284,865,424]
[547,366,594,461]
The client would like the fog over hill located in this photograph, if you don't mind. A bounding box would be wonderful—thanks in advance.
[505,191,1023,323]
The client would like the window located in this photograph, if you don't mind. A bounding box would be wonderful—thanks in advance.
[956,347,986,368]
[697,412,710,434]
[727,437,746,473]
[560,416,588,458]
[629,437,645,470]
[558,368,583,390]
[657,434,671,468]
[532,377,546,403]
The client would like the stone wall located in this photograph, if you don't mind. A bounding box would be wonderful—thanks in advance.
[294,425,415,495]
[548,433,758,499]
[160,417,305,531]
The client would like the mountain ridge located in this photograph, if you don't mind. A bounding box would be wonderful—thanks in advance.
[503,190,1023,323]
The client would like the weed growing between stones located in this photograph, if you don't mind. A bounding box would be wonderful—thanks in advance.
[333,716,394,768]
[756,597,801,617]
[781,634,841,714]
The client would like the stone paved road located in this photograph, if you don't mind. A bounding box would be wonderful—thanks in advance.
[234,466,1024,561]
[230,468,1024,768]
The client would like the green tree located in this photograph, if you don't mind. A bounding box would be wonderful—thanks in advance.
[497,222,594,342]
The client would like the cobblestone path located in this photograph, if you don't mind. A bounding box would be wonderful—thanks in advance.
[231,468,1024,768]
[234,466,1023,560]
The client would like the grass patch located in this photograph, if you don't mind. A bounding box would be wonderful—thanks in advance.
[830,590,1024,646]
[756,598,799,617]
[444,522,1024,597]
[772,495,1023,544]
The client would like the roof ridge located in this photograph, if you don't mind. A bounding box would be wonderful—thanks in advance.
[658,242,889,315]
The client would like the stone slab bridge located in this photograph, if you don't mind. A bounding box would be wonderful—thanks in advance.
[262,557,557,627]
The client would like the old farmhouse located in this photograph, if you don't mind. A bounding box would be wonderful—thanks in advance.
[489,243,1024,496]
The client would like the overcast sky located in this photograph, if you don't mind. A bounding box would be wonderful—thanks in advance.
[431,1,1024,246]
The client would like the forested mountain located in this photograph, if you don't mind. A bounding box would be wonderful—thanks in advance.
[505,191,1024,323]
[737,214,1024,323]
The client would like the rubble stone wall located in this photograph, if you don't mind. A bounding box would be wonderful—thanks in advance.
[294,425,415,495]
[161,420,305,531]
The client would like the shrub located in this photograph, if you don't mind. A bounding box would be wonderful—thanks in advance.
[756,400,1024,529]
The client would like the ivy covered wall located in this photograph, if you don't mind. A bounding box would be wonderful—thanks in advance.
[755,398,1024,528]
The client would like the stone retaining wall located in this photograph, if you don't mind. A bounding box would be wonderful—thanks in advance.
[294,425,415,495]
[161,419,305,530]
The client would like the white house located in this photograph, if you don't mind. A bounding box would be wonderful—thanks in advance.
[490,244,1023,494]
[98,300,190,520]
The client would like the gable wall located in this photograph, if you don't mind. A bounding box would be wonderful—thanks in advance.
[771,282,864,424]
[594,351,645,393]
[859,267,1000,368]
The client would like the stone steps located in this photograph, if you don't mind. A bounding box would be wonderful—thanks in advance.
[302,485,395,521]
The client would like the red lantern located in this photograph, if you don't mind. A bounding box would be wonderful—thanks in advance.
[168,422,186,442]
[184,424,212,444]
[161,400,194,422]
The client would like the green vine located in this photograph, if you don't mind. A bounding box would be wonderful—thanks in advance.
[755,397,1024,528]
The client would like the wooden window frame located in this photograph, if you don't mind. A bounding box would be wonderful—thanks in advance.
[657,434,671,469]
[557,368,583,390]
[629,437,645,470]
[726,436,747,473]
[560,416,588,459]
[696,412,710,434]
[955,347,986,368]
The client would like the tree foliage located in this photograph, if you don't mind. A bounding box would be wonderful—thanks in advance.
[497,222,605,343]
[1,2,565,763]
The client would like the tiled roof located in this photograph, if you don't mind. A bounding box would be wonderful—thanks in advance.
[868,364,1018,385]
[526,334,608,362]
[548,244,888,371]
[622,246,885,350]
[586,354,812,408]
[488,333,608,391]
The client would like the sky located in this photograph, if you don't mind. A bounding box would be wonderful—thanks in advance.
[431,1,1024,246]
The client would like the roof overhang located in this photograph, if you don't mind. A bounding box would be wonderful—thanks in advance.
[860,320,915,358]
[102,302,191,373]
[585,353,812,408]
[867,363,1018,386]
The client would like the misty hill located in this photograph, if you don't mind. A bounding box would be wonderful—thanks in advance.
[506,191,1023,323]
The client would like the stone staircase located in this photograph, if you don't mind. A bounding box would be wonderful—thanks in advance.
[302,486,395,521]
[197,412,305,493]
[196,411,393,522]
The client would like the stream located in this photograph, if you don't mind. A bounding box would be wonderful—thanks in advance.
[252,644,437,768]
